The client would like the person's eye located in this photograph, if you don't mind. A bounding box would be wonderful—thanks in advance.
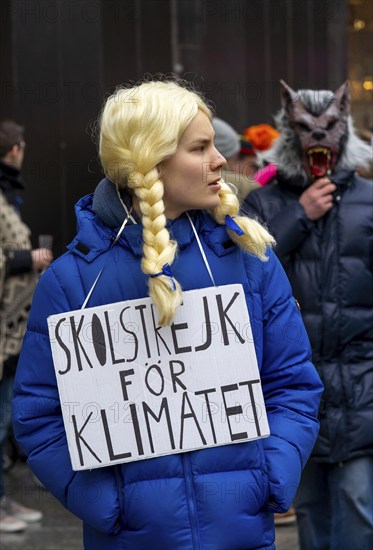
[193,145,205,152]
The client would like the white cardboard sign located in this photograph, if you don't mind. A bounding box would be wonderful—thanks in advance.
[48,284,269,471]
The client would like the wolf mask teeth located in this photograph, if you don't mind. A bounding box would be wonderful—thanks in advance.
[307,147,332,178]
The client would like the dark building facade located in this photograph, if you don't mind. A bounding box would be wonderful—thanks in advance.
[0,0,350,254]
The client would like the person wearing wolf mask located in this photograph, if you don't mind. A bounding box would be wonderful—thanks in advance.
[244,81,373,550]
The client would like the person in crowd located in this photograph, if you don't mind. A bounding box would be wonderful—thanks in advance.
[241,124,280,188]
[212,117,259,200]
[0,120,53,533]
[237,137,259,179]
[245,80,373,550]
[13,79,322,550]
[242,123,280,153]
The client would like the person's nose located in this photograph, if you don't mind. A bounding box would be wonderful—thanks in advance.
[211,148,226,170]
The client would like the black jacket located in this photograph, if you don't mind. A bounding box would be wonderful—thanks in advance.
[245,170,373,463]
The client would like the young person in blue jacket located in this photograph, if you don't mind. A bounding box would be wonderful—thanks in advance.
[12,79,323,550]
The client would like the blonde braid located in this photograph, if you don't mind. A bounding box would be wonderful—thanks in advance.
[127,166,183,326]
[98,80,216,325]
[211,182,275,260]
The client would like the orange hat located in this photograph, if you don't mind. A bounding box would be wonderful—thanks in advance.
[242,124,280,151]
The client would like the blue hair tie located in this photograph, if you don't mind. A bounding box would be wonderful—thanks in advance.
[225,215,245,236]
[150,263,176,291]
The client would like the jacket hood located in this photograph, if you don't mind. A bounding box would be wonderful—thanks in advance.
[92,178,140,228]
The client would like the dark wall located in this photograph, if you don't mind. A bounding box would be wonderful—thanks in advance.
[101,0,172,91]
[0,1,14,115]
[1,0,104,254]
[0,0,347,256]
[177,0,348,131]
[0,0,172,255]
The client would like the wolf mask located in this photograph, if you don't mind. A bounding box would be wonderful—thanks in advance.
[262,80,372,185]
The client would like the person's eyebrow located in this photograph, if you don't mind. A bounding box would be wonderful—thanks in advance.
[188,137,212,145]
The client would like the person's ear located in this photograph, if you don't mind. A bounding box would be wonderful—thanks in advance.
[10,144,20,157]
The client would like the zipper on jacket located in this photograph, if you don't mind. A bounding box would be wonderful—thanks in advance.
[182,453,201,550]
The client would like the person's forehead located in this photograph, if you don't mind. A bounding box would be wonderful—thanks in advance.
[181,111,213,142]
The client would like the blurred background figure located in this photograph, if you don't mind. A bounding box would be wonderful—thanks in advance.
[212,117,240,170]
[242,123,280,152]
[241,124,280,186]
[237,137,259,179]
[0,120,53,533]
[212,117,259,200]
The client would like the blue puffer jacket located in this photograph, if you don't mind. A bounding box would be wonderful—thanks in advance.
[13,185,322,549]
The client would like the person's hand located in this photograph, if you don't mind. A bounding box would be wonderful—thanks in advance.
[299,177,337,221]
[32,248,53,271]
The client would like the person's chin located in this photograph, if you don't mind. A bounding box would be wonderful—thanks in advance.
[189,195,221,212]
[205,196,221,211]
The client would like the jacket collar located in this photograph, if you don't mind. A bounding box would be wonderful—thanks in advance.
[69,181,236,263]
[330,169,356,187]
[0,160,25,208]
[0,160,24,189]
[277,168,356,195]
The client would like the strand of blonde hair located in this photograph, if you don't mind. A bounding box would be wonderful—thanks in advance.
[212,181,275,260]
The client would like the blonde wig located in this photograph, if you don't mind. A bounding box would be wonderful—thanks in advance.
[99,79,274,325]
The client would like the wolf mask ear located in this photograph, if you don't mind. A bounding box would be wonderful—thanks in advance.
[334,81,351,116]
[280,80,305,117]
